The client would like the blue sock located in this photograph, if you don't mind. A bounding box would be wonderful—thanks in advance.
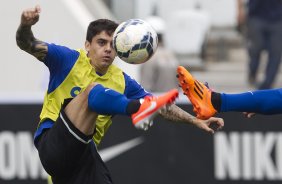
[88,84,130,115]
[220,88,282,114]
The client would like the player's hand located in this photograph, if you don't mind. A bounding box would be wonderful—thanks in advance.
[21,5,41,26]
[243,112,256,118]
[192,117,224,134]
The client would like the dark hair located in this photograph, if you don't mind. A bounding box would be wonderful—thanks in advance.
[86,19,118,42]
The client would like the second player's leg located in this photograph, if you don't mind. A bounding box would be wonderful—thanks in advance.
[247,17,265,85]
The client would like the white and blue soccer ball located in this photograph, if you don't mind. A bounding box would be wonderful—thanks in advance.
[113,19,158,64]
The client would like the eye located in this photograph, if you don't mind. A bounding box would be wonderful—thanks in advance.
[97,40,106,46]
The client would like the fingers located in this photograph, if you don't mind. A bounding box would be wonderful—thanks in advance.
[207,123,220,133]
[202,117,224,134]
[243,112,256,118]
[22,5,41,22]
[247,113,254,118]
[206,128,215,134]
[217,118,224,127]
[198,122,215,134]
[35,5,41,14]
[209,117,224,128]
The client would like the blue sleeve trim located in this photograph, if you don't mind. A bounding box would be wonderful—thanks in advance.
[123,72,151,99]
[34,120,54,141]
[44,43,79,93]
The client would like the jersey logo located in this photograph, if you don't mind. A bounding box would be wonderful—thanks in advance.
[70,86,81,97]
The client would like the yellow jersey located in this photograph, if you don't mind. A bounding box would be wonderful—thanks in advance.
[38,48,125,145]
[34,44,149,145]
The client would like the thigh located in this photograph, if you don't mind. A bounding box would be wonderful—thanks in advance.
[49,141,113,184]
[64,84,98,136]
[267,21,282,54]
[63,142,113,184]
[36,110,95,180]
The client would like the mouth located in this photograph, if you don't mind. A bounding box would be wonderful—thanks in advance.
[102,56,112,61]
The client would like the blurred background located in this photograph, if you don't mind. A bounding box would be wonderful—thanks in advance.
[2,0,282,99]
[1,0,282,184]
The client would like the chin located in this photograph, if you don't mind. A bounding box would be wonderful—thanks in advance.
[103,60,113,65]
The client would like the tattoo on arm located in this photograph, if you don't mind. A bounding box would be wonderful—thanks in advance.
[159,104,196,124]
[16,25,47,61]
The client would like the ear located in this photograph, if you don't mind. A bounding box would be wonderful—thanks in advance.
[85,40,90,52]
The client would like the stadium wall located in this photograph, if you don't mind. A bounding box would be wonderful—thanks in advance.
[1,0,141,95]
[0,0,93,94]
[1,104,282,184]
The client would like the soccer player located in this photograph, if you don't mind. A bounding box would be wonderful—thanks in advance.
[16,6,224,184]
[177,66,282,120]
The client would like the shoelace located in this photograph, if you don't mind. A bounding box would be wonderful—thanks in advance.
[204,82,209,88]
[204,81,214,92]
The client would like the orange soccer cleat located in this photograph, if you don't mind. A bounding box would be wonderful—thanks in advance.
[131,89,179,130]
[176,66,217,120]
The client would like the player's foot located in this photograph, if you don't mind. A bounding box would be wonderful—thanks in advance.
[131,89,179,130]
[176,66,217,120]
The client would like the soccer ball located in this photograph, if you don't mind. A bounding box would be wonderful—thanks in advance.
[113,19,158,64]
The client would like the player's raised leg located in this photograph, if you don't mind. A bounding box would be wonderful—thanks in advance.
[131,89,179,130]
[87,83,179,130]
[176,66,217,120]
[219,89,282,114]
[177,66,282,117]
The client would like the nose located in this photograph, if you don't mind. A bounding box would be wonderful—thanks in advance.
[105,43,112,53]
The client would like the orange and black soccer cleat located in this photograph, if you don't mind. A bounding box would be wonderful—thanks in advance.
[131,89,179,130]
[176,66,217,120]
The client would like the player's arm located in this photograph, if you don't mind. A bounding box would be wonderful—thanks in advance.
[16,5,47,61]
[123,73,224,133]
[159,104,224,134]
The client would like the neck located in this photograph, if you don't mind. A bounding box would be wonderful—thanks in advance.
[91,61,108,75]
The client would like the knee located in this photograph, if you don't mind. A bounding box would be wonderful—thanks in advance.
[79,83,100,102]
[87,83,107,112]
[85,83,98,96]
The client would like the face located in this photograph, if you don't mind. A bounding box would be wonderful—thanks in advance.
[85,31,116,74]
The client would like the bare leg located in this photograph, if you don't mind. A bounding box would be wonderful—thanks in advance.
[64,83,98,136]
